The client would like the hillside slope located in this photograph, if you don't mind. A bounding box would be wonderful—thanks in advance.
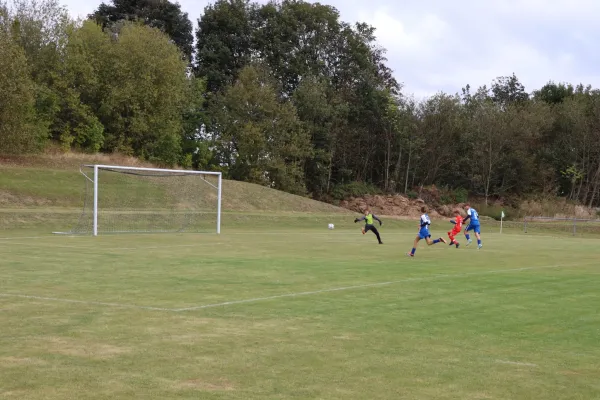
[0,162,348,215]
[0,153,354,232]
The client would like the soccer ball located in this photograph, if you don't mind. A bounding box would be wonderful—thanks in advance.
[328,223,334,230]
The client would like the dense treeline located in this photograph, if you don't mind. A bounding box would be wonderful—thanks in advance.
[1,0,600,206]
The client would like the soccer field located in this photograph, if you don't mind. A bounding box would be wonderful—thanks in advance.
[1,226,600,399]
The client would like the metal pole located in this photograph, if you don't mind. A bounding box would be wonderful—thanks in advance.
[216,173,222,234]
[93,165,98,236]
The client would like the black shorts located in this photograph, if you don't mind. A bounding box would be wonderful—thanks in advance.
[365,224,378,232]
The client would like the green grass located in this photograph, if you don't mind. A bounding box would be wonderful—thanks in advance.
[2,157,600,398]
[1,226,600,399]
[0,166,348,214]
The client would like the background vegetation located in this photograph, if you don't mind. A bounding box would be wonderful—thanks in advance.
[2,0,600,209]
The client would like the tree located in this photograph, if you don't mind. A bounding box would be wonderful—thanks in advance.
[293,76,348,197]
[251,0,344,95]
[0,28,45,153]
[416,93,465,187]
[195,0,253,93]
[209,64,311,194]
[100,23,190,164]
[491,73,529,108]
[90,0,193,61]
[534,81,575,105]
[2,0,73,140]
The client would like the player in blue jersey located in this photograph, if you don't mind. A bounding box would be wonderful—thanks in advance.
[463,203,482,249]
[407,206,446,257]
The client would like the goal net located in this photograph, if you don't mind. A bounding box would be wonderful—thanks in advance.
[58,165,222,236]
[523,216,600,237]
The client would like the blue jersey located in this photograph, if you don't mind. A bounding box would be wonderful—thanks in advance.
[467,208,480,225]
[420,213,431,230]
[419,213,431,239]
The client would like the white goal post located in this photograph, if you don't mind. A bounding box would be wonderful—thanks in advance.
[57,164,222,236]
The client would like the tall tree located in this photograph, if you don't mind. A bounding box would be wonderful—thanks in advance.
[3,0,73,139]
[293,76,348,197]
[100,22,190,164]
[416,93,465,187]
[209,64,311,194]
[534,81,575,105]
[0,27,45,153]
[90,0,193,61]
[195,0,253,93]
[251,0,344,94]
[491,73,529,108]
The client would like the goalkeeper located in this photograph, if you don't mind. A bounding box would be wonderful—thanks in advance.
[354,209,383,244]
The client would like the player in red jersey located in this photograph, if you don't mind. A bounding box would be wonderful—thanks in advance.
[447,209,463,248]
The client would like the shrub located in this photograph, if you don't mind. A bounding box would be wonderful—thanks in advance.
[331,182,380,200]
[453,188,468,203]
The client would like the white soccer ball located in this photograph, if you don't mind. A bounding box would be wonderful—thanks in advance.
[328,223,334,230]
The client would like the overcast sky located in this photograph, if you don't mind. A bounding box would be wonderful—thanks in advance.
[63,0,600,99]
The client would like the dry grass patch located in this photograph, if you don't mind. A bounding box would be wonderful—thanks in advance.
[174,378,235,391]
[1,356,47,367]
[38,337,131,359]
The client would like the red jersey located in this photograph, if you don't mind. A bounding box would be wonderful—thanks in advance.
[454,215,463,230]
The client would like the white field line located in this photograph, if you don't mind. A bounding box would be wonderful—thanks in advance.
[0,262,593,313]
[174,263,586,311]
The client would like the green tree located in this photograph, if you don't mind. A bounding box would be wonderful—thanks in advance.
[99,22,189,164]
[209,64,311,194]
[0,28,45,153]
[491,73,529,108]
[195,0,253,93]
[416,93,465,187]
[49,20,108,152]
[2,0,73,141]
[251,0,344,95]
[90,0,194,61]
[534,81,575,105]
[293,76,348,197]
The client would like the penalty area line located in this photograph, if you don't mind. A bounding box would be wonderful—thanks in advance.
[172,263,585,312]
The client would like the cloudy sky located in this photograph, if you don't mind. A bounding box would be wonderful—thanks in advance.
[63,0,600,98]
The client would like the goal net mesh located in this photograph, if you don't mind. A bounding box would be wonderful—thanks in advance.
[68,166,219,234]
[523,216,600,237]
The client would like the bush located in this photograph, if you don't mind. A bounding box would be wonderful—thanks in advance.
[407,191,418,199]
[331,181,380,200]
[453,188,468,203]
[440,194,453,205]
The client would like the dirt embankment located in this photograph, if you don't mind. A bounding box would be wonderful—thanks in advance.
[339,195,463,219]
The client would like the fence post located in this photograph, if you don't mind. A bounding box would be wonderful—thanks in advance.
[523,217,527,233]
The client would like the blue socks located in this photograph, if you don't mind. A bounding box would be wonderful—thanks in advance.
[411,248,416,255]
[433,239,440,244]
[477,239,481,246]
[465,234,471,241]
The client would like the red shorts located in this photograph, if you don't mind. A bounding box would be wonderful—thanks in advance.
[449,227,461,236]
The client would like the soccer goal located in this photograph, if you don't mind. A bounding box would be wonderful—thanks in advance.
[56,165,222,236]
